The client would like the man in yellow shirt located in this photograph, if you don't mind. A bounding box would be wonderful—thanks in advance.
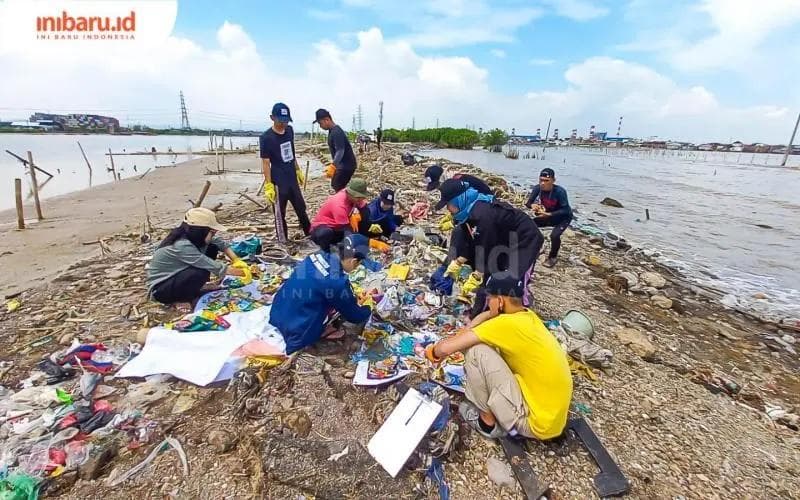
[425,274,572,439]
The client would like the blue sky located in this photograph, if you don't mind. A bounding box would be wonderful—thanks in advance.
[2,0,800,142]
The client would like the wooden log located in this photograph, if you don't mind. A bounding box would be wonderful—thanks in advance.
[238,192,266,209]
[14,178,24,229]
[108,148,117,180]
[194,181,211,207]
[76,141,93,185]
[303,160,310,191]
[137,168,152,180]
[27,151,43,220]
[5,149,54,179]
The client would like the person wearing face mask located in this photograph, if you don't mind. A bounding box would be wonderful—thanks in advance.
[424,274,572,440]
[146,208,247,305]
[525,168,572,268]
[269,234,373,354]
[436,179,543,315]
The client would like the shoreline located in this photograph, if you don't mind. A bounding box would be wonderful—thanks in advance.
[1,141,798,498]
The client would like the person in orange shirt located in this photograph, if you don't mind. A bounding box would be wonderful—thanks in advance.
[425,274,573,440]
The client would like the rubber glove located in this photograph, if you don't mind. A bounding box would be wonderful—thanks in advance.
[349,211,362,232]
[368,224,383,235]
[445,260,462,279]
[296,168,305,185]
[461,272,482,295]
[264,182,276,204]
[232,260,252,284]
[425,344,442,364]
[369,238,390,253]
[439,213,454,232]
[360,295,376,310]
[324,163,337,178]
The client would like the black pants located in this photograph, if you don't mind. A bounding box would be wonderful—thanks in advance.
[447,225,476,268]
[331,168,355,192]
[152,245,219,304]
[310,226,347,251]
[537,217,572,258]
[275,181,311,238]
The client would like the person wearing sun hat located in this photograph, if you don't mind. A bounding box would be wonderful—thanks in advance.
[146,207,247,305]
[309,178,372,250]
[424,273,572,440]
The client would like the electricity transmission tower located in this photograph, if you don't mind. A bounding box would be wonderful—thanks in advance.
[378,101,383,129]
[179,91,190,130]
[356,105,364,131]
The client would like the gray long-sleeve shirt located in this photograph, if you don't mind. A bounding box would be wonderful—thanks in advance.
[146,236,228,294]
[327,125,357,171]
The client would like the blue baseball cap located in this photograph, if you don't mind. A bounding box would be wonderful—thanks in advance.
[271,102,292,123]
[342,234,369,260]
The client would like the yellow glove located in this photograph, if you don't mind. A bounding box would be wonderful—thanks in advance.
[264,182,276,204]
[440,220,454,232]
[368,224,383,235]
[462,272,482,295]
[360,295,376,310]
[445,260,462,278]
[296,168,305,185]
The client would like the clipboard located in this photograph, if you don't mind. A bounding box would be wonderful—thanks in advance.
[367,387,442,477]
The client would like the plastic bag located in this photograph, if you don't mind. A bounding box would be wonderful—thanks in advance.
[0,473,39,500]
[230,235,262,258]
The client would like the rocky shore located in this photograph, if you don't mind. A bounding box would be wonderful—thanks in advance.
[1,142,798,499]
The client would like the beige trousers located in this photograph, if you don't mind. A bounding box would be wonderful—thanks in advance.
[464,344,534,438]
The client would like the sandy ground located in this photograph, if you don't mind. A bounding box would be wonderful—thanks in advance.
[0,153,319,298]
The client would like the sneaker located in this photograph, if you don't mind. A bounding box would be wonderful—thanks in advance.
[543,256,558,268]
[458,401,507,439]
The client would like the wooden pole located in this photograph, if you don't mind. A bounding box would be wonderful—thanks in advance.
[108,148,117,180]
[27,151,43,220]
[645,209,650,220]
[303,160,310,191]
[14,178,24,229]
[194,181,211,207]
[77,141,93,186]
[221,132,225,173]
[781,111,800,167]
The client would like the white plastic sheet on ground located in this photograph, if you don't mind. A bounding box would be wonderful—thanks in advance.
[117,305,285,386]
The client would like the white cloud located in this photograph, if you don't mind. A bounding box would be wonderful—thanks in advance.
[521,57,789,142]
[621,0,800,72]
[490,49,506,58]
[529,58,555,65]
[540,0,609,21]
[0,25,791,143]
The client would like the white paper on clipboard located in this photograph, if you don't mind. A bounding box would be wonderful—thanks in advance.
[367,388,442,477]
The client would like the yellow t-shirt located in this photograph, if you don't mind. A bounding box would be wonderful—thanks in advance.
[473,310,573,439]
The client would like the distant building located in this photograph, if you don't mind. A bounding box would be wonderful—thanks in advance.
[730,141,744,152]
[30,112,119,132]
[508,134,542,144]
[10,120,55,130]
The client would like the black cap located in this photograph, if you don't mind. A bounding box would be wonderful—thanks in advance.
[539,168,555,179]
[485,274,524,298]
[435,178,469,210]
[341,234,369,260]
[424,165,443,191]
[313,108,332,124]
[379,189,395,205]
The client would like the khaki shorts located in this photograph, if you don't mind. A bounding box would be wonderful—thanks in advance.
[464,344,534,438]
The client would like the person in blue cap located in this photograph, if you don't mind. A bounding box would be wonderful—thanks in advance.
[269,234,373,354]
[437,178,543,317]
[365,189,404,238]
[525,168,572,267]
[260,102,310,242]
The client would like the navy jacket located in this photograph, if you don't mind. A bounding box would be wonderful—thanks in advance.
[269,251,370,354]
[462,201,543,278]
[525,185,572,225]
[366,198,399,233]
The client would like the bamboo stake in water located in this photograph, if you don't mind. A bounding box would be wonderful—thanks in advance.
[27,151,43,220]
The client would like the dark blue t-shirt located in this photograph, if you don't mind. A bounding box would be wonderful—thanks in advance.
[259,126,297,186]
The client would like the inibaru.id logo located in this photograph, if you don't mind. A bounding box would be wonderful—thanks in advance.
[36,10,136,40]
